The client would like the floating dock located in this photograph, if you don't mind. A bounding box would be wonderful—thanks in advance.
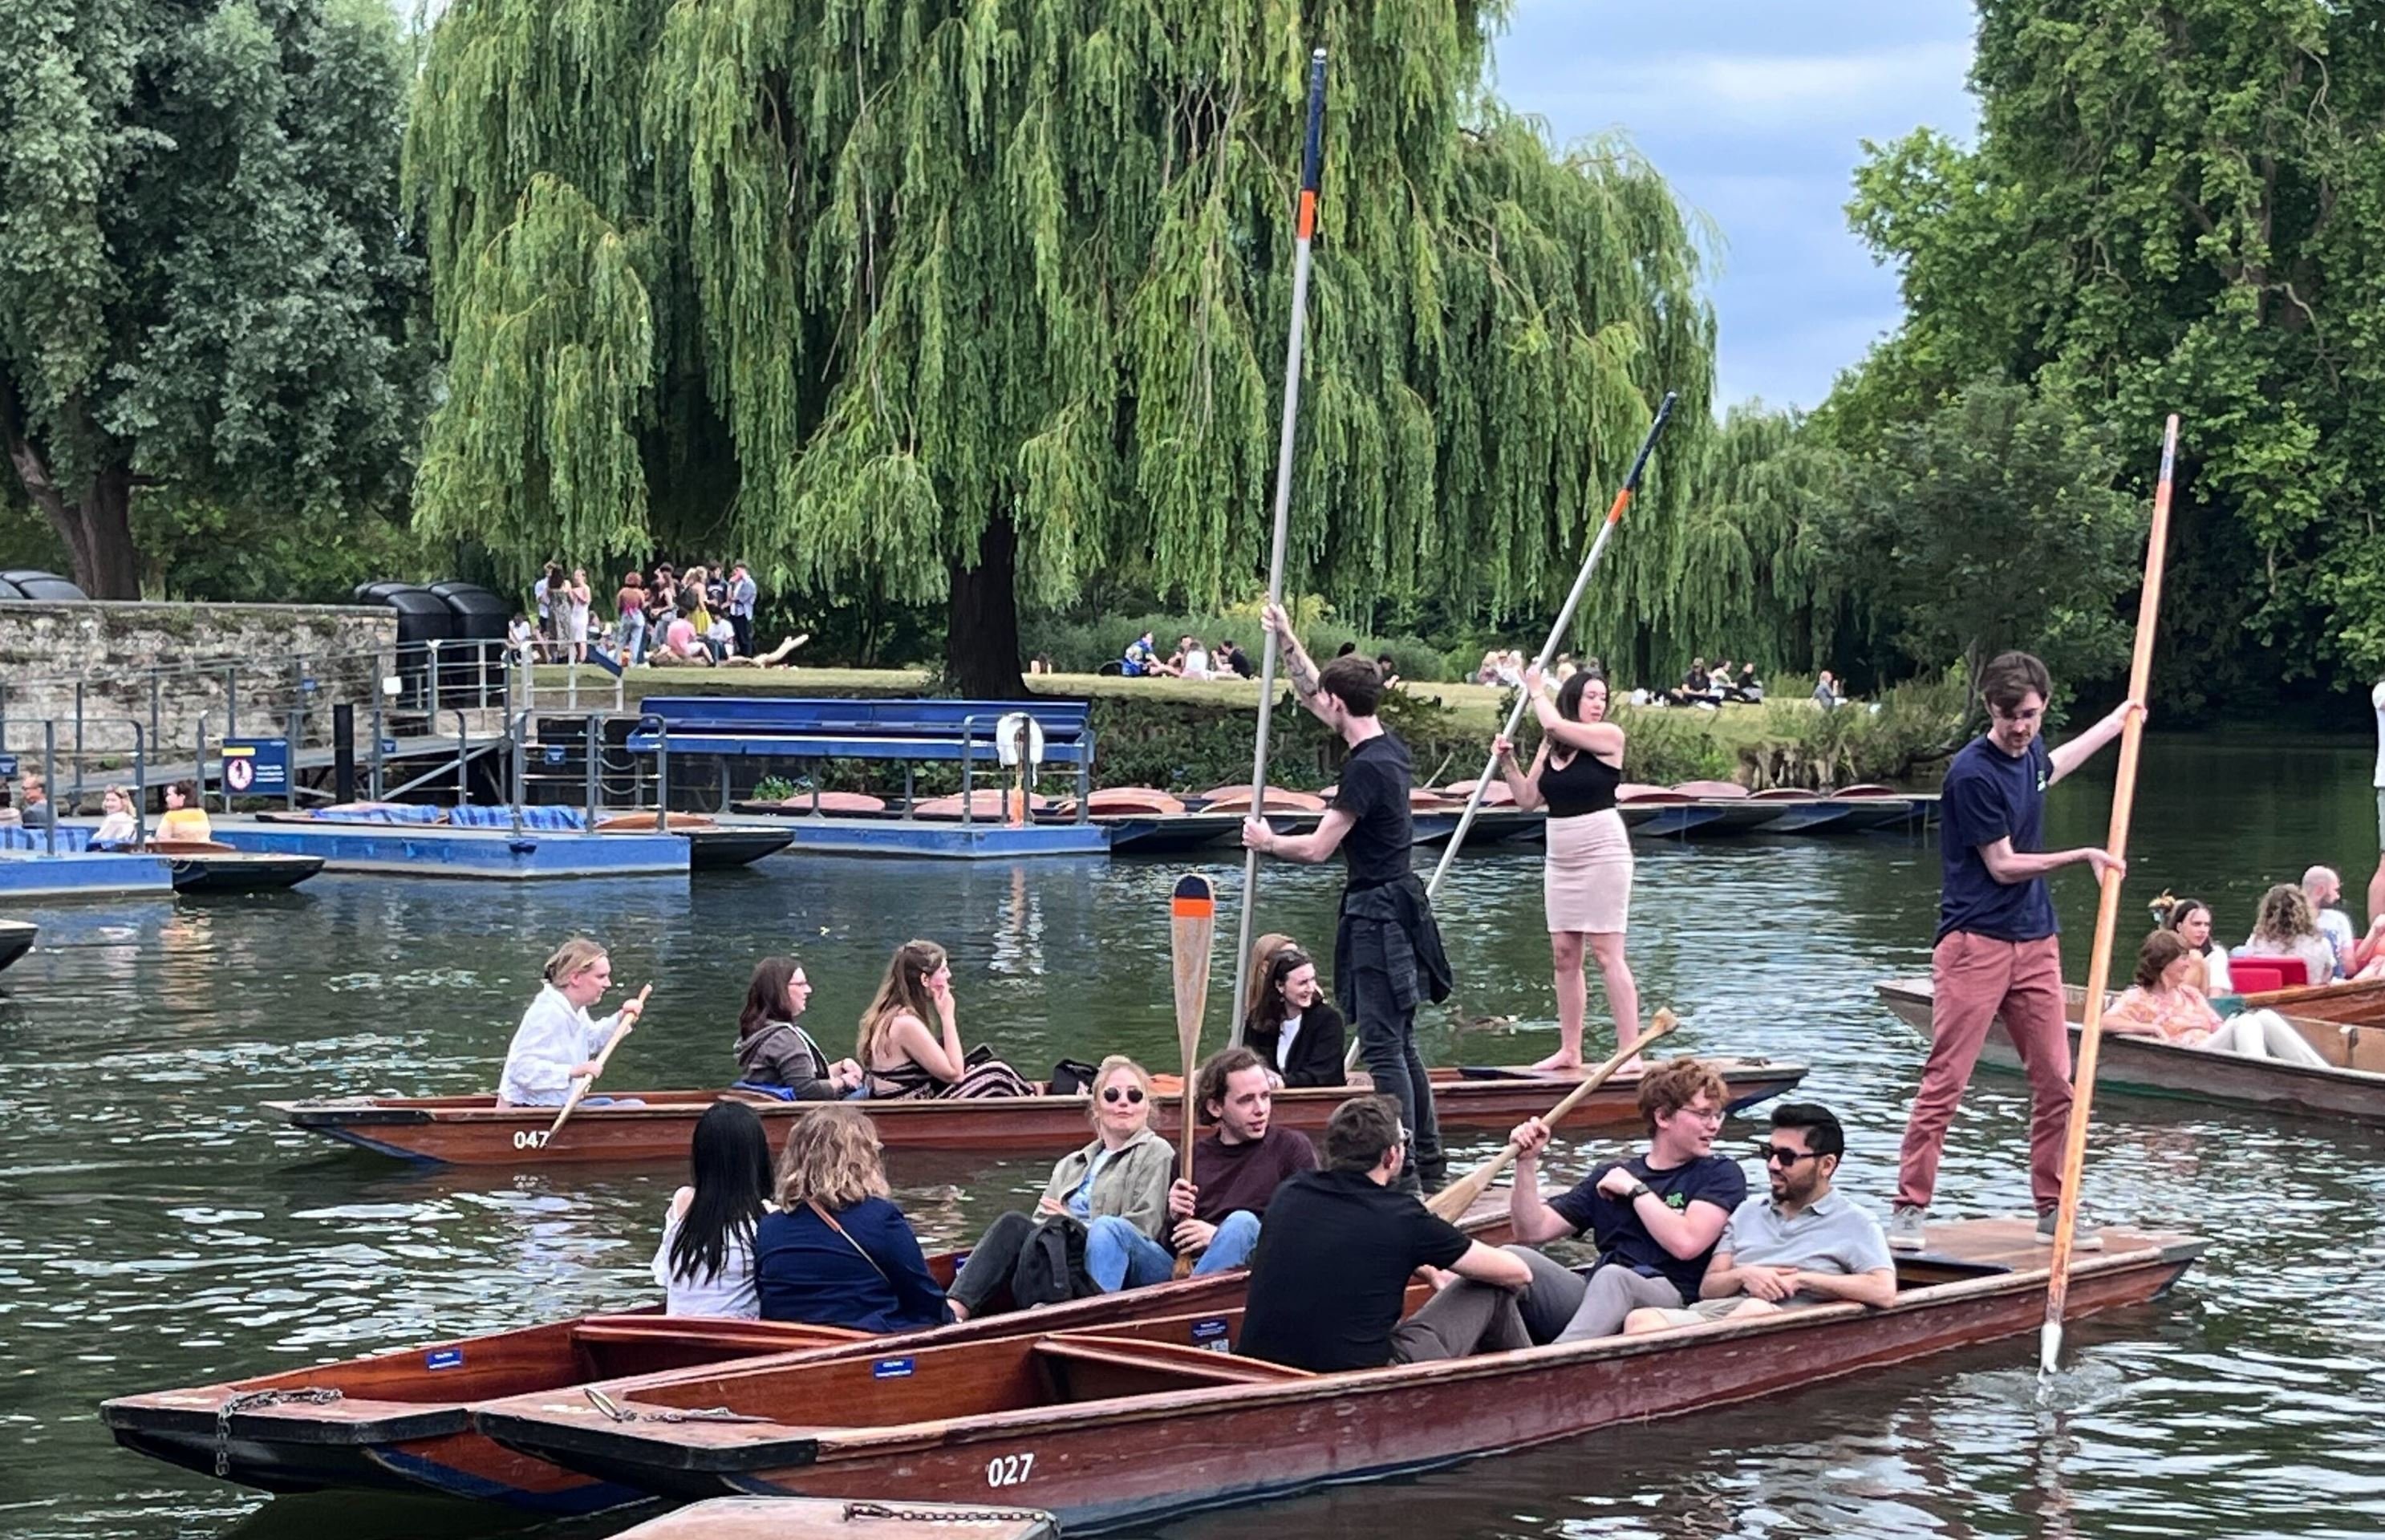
[0,849,174,898]
[206,818,688,880]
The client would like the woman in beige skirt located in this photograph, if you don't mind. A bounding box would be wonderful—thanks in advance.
[1493,667,1638,1070]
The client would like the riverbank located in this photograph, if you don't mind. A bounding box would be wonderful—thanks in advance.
[530,665,1956,791]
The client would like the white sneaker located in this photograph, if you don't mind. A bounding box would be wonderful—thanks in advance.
[1888,1205,1926,1253]
[2034,1208,2104,1250]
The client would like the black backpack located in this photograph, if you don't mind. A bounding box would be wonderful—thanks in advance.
[1011,1215,1094,1307]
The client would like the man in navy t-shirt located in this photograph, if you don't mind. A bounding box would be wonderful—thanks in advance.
[1892,650,2136,1255]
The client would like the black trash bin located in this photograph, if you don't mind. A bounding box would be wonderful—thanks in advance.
[0,570,89,602]
[430,582,512,705]
[354,583,456,712]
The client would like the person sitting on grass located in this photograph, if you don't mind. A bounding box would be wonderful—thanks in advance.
[944,1056,1174,1321]
[1122,630,1173,678]
[1622,1101,1894,1332]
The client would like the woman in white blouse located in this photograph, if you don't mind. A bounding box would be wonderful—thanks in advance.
[496,938,647,1107]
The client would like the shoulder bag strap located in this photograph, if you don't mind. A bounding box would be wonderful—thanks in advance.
[805,1199,890,1284]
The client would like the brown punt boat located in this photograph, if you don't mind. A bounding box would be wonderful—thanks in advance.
[100,1198,1514,1517]
[470,1220,2202,1532]
[1876,976,2385,1123]
[267,1057,1808,1165]
[2233,974,2385,1026]
[614,1497,1059,1540]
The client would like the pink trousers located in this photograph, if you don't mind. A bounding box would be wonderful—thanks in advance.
[1897,931,2073,1212]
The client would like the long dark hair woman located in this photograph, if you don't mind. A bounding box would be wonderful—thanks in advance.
[2154,895,2230,995]
[734,954,862,1099]
[1240,942,1347,1088]
[651,1101,774,1317]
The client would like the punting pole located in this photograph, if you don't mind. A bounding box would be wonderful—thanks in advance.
[1424,391,1677,898]
[1227,47,1330,1047]
[2040,412,2178,1376]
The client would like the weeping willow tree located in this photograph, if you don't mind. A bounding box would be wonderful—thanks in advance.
[408,0,1723,694]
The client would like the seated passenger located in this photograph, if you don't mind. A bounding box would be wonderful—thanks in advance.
[652,1101,773,1317]
[18,771,55,828]
[2155,894,2231,995]
[754,1105,950,1332]
[1085,1047,1317,1291]
[92,784,139,847]
[857,939,1032,1098]
[156,780,212,841]
[1621,1102,1894,1332]
[944,1056,1174,1321]
[2237,883,2338,989]
[734,954,863,1099]
[1235,1095,1531,1372]
[1239,942,1348,1088]
[2106,930,2223,1044]
[1420,1057,1746,1349]
[496,937,647,1107]
[2304,865,2357,978]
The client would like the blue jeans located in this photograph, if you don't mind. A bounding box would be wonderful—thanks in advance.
[1083,1211,1261,1292]
[619,611,647,664]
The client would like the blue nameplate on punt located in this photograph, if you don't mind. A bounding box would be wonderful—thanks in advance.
[873,1357,915,1379]
[426,1349,464,1371]
[1189,1317,1230,1352]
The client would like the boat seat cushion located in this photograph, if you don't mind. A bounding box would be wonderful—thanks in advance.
[447,804,588,831]
[0,825,92,852]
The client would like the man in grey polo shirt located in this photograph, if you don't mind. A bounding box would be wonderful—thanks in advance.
[1623,1101,1896,1331]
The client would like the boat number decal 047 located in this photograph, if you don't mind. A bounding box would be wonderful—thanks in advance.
[425,1349,464,1371]
[986,1452,1036,1488]
[872,1357,915,1379]
[1190,1316,1231,1352]
[510,1130,550,1150]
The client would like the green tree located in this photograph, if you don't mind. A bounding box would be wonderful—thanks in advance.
[406,0,1716,695]
[1830,379,2144,700]
[1839,0,2385,705]
[0,0,424,599]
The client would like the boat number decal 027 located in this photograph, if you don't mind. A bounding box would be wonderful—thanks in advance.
[985,1452,1036,1488]
[510,1130,550,1150]
[425,1349,464,1371]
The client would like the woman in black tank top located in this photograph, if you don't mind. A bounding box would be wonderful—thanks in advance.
[1491,667,1641,1071]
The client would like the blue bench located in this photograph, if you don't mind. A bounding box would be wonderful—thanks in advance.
[624,696,1094,818]
[0,824,91,853]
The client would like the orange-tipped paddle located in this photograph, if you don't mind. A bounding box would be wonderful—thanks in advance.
[1425,1009,1677,1222]
[1169,874,1219,1279]
[547,983,649,1142]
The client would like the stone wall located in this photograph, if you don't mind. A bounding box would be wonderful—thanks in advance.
[0,602,399,787]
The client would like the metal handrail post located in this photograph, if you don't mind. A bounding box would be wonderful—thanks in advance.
[223,666,237,740]
[455,707,468,805]
[509,710,526,841]
[960,721,976,827]
[286,709,302,810]
[369,703,385,800]
[567,659,578,711]
[132,724,148,845]
[583,712,599,827]
[149,667,162,750]
[426,638,442,721]
[42,720,58,856]
[73,681,85,808]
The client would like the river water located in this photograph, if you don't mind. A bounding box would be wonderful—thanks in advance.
[3,734,2382,1539]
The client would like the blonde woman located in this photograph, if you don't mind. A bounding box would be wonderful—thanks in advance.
[856,939,1032,1098]
[496,938,647,1107]
[754,1105,948,1331]
[92,785,140,847]
[2237,884,2337,990]
[945,1056,1174,1319]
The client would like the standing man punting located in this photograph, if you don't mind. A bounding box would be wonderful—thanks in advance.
[1242,602,1451,1191]
[1892,650,2136,1254]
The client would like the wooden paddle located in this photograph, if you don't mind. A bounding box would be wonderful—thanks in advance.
[1168,874,1219,1280]
[2041,413,2177,1376]
[546,983,650,1143]
[1425,1008,1677,1222]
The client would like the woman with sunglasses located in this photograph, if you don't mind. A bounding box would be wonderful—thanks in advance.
[943,1056,1172,1321]
[1239,942,1347,1088]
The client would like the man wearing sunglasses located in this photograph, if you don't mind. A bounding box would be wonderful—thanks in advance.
[1623,1102,1896,1332]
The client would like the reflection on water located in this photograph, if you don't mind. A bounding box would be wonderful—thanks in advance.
[2,735,2383,1538]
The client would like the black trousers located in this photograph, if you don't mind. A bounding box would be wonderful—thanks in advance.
[947,1210,1035,1315]
[1344,963,1443,1190]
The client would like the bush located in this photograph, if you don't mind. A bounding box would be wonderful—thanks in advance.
[1735,675,1966,788]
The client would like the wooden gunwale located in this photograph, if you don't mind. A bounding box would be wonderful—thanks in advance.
[266,1057,1810,1165]
[470,1222,2198,1530]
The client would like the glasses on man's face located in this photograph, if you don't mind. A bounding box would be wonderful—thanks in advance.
[1101,1086,1146,1105]
[1759,1144,1820,1166]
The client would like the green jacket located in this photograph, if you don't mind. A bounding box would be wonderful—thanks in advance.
[1040,1126,1173,1240]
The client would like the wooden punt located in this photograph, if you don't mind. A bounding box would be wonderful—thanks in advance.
[2233,975,2385,1027]
[266,1056,1809,1165]
[100,1198,1515,1516]
[596,813,797,869]
[613,1497,1060,1540]
[1876,975,2385,1123]
[0,918,34,973]
[469,1219,2202,1531]
[145,841,325,893]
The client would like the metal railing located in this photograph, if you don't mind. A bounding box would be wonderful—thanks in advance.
[0,716,152,853]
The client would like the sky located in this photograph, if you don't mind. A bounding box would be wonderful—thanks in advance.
[1491,0,1980,413]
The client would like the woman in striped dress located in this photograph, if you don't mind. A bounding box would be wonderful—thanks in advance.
[857,939,1033,1098]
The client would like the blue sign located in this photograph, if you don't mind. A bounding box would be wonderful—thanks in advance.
[0,754,16,778]
[221,737,290,796]
[543,744,567,766]
[871,1357,915,1380]
[425,1348,464,1371]
[379,738,400,756]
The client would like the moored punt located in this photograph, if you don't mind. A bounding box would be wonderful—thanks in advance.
[470,1220,2202,1531]
[1876,976,2385,1124]
[145,841,326,894]
[101,1196,1515,1517]
[267,1056,1809,1165]
[612,1497,1060,1540]
[594,813,798,869]
[0,918,34,972]
[2235,974,2385,1027]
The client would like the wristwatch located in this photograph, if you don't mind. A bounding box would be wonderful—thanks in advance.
[1624,1179,1652,1202]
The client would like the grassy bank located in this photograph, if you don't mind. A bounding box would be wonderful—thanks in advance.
[529,666,1954,792]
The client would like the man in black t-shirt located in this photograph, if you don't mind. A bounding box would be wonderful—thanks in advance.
[1427,1057,1748,1343]
[1242,603,1453,1190]
[1236,1096,1530,1372]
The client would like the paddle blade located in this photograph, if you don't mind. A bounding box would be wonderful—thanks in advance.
[1170,874,1218,1066]
[2038,1319,2063,1377]
[1425,1156,1499,1223]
